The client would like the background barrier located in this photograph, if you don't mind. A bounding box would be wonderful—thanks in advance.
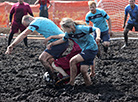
[0,0,138,32]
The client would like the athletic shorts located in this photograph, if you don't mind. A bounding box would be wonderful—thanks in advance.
[10,21,26,33]
[93,29,110,42]
[125,23,138,31]
[80,49,98,65]
[45,41,68,59]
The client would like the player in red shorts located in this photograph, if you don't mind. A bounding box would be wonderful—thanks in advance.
[8,0,33,47]
[52,39,82,86]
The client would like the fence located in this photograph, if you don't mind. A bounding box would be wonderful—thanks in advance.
[0,0,138,32]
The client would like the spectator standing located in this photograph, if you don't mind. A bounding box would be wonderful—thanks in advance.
[34,0,52,18]
[8,0,34,47]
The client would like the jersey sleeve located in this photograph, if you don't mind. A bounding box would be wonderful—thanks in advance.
[125,6,128,16]
[102,9,110,20]
[10,5,15,15]
[47,0,50,4]
[62,32,69,41]
[27,5,33,16]
[81,25,96,34]
[27,21,39,32]
[85,13,90,25]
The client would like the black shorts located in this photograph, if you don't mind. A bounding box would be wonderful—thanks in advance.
[125,23,138,31]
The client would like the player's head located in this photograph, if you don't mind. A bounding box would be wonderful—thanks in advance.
[129,0,135,6]
[88,1,97,13]
[60,18,75,33]
[18,0,24,4]
[22,15,34,27]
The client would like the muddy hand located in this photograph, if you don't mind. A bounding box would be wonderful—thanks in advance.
[5,46,13,54]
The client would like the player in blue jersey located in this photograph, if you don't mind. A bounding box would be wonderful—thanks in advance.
[85,1,113,56]
[122,0,138,48]
[5,15,68,82]
[46,18,101,88]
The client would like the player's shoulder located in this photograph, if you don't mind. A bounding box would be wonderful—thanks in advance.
[125,4,130,9]
[135,4,138,8]
[86,11,91,16]
[76,25,89,31]
[23,2,30,6]
[12,2,18,6]
[96,8,105,12]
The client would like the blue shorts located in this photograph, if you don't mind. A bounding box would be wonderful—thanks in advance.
[93,29,110,43]
[45,41,68,59]
[80,49,98,65]
[125,23,138,31]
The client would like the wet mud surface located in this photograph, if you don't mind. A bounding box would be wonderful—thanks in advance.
[0,38,138,102]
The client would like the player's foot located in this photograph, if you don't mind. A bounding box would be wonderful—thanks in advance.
[103,46,108,53]
[64,84,74,91]
[121,43,128,49]
[55,76,70,86]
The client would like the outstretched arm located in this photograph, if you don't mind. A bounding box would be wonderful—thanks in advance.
[43,34,65,45]
[5,28,32,54]
[47,38,66,50]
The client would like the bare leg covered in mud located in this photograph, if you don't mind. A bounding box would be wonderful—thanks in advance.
[39,51,56,81]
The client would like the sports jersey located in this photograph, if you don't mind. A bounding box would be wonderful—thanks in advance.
[28,17,64,42]
[85,8,110,32]
[63,25,98,51]
[39,0,50,5]
[10,2,33,24]
[125,4,138,25]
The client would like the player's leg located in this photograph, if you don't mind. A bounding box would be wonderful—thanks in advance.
[80,65,92,86]
[90,60,96,77]
[20,25,28,47]
[8,22,19,46]
[101,30,110,53]
[69,54,84,86]
[39,51,55,80]
[52,62,68,77]
[122,23,133,48]
[39,41,68,81]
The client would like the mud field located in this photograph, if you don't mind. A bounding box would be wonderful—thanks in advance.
[0,37,138,102]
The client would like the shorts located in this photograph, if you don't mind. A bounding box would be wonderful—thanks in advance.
[10,21,26,33]
[125,23,138,31]
[80,49,98,65]
[45,41,68,59]
[93,29,110,42]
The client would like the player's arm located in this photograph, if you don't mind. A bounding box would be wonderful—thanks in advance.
[123,15,127,28]
[47,0,52,9]
[9,6,15,26]
[34,0,39,5]
[27,5,34,17]
[85,15,90,25]
[107,18,113,36]
[5,28,32,54]
[123,7,128,28]
[47,38,66,50]
[9,13,13,27]
[43,34,65,45]
[95,28,101,43]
